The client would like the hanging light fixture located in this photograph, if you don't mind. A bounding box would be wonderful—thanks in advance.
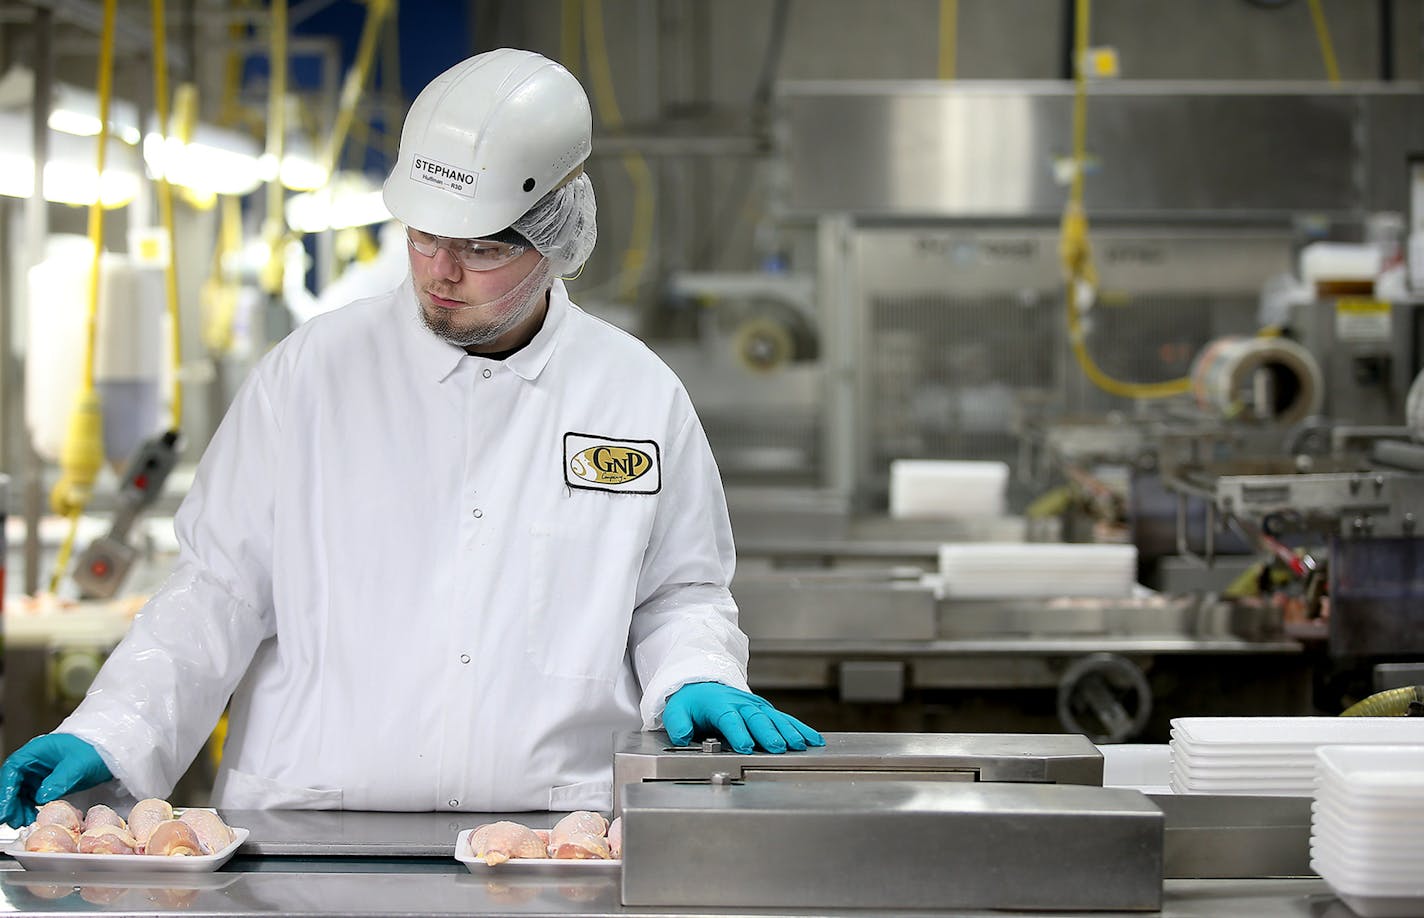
[142,119,265,197]
[0,110,141,207]
[284,170,389,233]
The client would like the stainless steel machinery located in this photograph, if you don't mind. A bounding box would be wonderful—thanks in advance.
[619,780,1164,911]
[611,730,1103,810]
[612,731,1161,911]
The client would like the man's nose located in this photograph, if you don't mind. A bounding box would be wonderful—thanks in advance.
[431,244,464,279]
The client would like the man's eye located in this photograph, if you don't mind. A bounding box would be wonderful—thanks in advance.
[466,244,504,257]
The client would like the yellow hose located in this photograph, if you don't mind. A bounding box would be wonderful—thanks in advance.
[585,0,655,299]
[151,0,183,431]
[1306,0,1341,84]
[1060,0,1191,400]
[560,0,582,79]
[260,0,289,294]
[321,0,391,180]
[938,0,957,80]
[49,0,118,590]
[1341,686,1424,717]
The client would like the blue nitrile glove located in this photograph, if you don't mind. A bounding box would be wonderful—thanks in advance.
[663,682,825,754]
[0,734,113,828]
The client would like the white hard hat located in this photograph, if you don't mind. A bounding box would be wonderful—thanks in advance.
[382,49,592,240]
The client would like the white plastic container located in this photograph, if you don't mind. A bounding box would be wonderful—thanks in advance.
[25,236,164,465]
[889,460,1008,519]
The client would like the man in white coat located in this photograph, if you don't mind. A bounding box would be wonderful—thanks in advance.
[0,48,821,823]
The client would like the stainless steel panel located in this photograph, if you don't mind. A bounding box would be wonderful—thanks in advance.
[619,780,1163,911]
[848,227,1286,504]
[1151,793,1313,879]
[611,730,1103,812]
[732,577,936,641]
[783,81,1417,217]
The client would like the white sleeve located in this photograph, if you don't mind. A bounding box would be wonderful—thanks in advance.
[57,368,281,799]
[628,408,750,729]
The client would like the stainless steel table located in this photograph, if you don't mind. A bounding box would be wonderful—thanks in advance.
[0,866,1355,917]
[0,809,1354,916]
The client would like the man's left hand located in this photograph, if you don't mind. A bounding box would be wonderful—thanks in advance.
[663,682,825,754]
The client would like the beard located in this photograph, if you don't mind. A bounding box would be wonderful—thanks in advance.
[417,258,553,348]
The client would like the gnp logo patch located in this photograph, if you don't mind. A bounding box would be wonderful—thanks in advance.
[564,432,661,494]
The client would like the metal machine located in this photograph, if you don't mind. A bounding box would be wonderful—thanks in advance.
[611,730,1103,810]
[70,429,182,600]
[612,731,1160,911]
[659,81,1424,739]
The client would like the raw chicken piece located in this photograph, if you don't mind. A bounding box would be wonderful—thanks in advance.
[24,824,78,853]
[34,800,83,832]
[83,804,126,833]
[145,820,203,856]
[178,810,236,854]
[549,811,608,849]
[468,821,548,865]
[606,816,623,858]
[549,831,611,860]
[127,798,174,849]
[78,824,139,854]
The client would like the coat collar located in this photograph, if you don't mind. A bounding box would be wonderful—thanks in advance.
[397,276,570,383]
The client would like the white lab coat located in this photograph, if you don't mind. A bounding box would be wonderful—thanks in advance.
[58,277,750,812]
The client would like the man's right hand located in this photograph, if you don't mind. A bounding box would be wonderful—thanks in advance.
[0,734,112,828]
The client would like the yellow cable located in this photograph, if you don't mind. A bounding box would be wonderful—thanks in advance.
[321,0,391,180]
[151,0,183,430]
[1060,0,1190,400]
[261,0,288,294]
[1306,0,1341,84]
[938,0,957,80]
[560,0,582,78]
[49,0,117,588]
[585,0,655,301]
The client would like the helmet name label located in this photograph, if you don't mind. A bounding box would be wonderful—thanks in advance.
[563,432,661,495]
[411,155,478,199]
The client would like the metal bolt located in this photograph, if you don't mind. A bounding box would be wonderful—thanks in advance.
[700,738,722,753]
[710,771,733,786]
[1404,513,1416,535]
[1374,475,1386,493]
[1349,477,1362,495]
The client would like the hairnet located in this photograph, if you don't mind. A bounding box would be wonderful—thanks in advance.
[510,172,597,277]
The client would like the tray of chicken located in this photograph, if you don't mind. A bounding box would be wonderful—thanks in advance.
[456,810,622,870]
[4,798,247,872]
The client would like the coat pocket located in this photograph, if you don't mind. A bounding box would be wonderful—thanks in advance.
[212,767,344,810]
[549,780,613,813]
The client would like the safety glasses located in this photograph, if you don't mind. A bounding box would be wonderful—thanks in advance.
[405,226,528,271]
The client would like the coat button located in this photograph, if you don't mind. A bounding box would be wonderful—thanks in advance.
[482,368,492,378]
[449,799,459,808]
[460,654,470,664]
[472,509,483,519]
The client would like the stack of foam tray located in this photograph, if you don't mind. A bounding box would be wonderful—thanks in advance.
[888,459,1008,518]
[936,542,1138,598]
[620,779,1163,911]
[1169,717,1424,796]
[1312,745,1424,918]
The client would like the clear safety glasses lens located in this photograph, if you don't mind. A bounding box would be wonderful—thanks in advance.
[405,227,527,271]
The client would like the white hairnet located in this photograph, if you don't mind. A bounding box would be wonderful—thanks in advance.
[511,172,597,277]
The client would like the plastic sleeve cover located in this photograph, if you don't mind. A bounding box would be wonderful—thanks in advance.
[58,367,282,800]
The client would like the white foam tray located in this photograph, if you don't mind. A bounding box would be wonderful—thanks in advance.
[1172,717,1424,747]
[4,828,247,873]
